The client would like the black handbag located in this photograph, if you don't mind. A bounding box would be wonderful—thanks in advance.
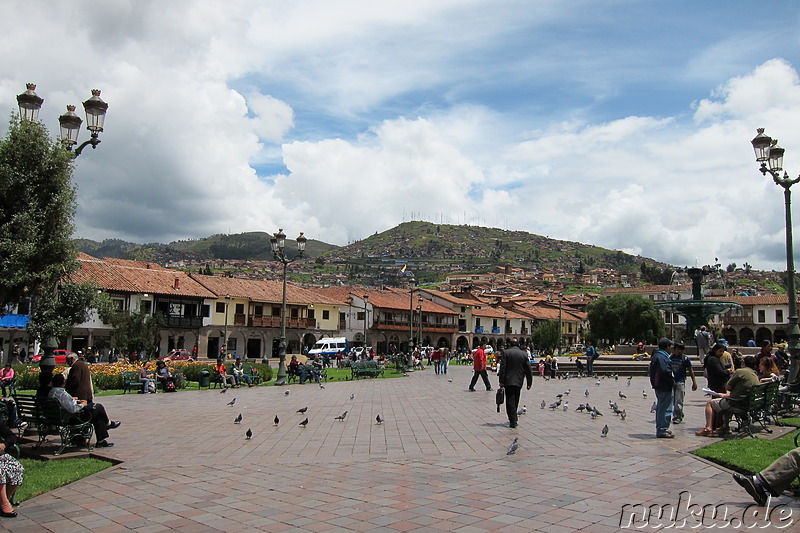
[495,388,505,412]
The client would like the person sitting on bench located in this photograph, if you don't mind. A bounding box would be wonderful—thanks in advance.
[48,374,120,448]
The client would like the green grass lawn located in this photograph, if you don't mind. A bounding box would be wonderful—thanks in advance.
[16,457,113,502]
[692,417,800,489]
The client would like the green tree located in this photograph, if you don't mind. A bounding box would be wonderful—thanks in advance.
[587,294,664,345]
[0,117,76,308]
[532,320,561,354]
[111,310,164,359]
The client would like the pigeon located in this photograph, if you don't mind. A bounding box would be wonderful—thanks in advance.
[273,415,279,426]
[220,387,227,394]
[643,391,648,399]
[234,413,242,424]
[227,398,236,406]
[297,407,308,414]
[540,400,546,409]
[596,380,601,386]
[335,410,348,421]
[448,378,453,382]
[576,404,586,412]
[376,414,383,424]
[590,411,598,420]
[319,384,325,389]
[584,389,589,397]
[650,402,657,413]
[626,377,632,387]
[556,394,563,399]
[592,407,603,417]
[619,391,627,399]
[350,394,355,400]
[562,402,569,411]
[299,417,309,427]
[563,389,570,396]
[548,401,560,410]
[245,428,252,440]
[620,409,627,421]
[601,424,609,437]
[506,437,519,455]
[285,390,290,396]
[516,406,526,416]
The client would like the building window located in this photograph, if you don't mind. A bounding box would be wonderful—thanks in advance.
[215,302,225,313]
[322,310,330,320]
[776,309,784,323]
[235,303,244,314]
[254,305,263,316]
[757,310,766,323]
[272,306,280,316]
[357,311,365,321]
[141,300,152,314]
[112,298,125,312]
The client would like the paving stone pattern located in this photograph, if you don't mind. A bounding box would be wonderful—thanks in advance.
[7,366,799,532]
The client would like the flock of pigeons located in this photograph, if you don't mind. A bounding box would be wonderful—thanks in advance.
[229,388,385,440]
[507,374,654,456]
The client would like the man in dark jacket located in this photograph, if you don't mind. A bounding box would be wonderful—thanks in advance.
[649,337,675,438]
[65,353,93,402]
[498,339,533,428]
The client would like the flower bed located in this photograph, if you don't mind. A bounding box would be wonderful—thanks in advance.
[10,361,273,391]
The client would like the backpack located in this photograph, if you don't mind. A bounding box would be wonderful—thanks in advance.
[165,380,177,392]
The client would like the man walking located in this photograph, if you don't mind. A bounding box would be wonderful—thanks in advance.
[669,341,697,424]
[695,326,711,364]
[649,338,675,438]
[468,343,492,392]
[498,339,533,429]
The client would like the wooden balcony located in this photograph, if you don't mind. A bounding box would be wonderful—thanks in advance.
[374,318,457,333]
[248,315,316,329]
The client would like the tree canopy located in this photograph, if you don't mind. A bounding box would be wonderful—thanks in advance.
[587,293,665,345]
[532,320,561,354]
[0,117,77,307]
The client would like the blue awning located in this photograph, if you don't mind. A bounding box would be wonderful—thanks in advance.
[0,314,29,328]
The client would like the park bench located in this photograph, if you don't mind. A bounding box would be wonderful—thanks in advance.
[242,364,261,385]
[350,360,384,379]
[728,382,779,438]
[122,370,147,394]
[287,365,327,384]
[13,393,94,455]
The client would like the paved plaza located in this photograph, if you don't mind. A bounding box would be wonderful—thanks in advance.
[7,365,800,532]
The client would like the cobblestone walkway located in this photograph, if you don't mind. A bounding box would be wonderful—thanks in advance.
[7,366,799,532]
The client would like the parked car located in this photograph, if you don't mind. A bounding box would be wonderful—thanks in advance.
[31,349,74,365]
[159,349,194,361]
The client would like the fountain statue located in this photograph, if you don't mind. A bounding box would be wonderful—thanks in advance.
[654,266,741,343]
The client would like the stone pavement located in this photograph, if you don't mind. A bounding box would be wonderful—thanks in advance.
[6,365,799,532]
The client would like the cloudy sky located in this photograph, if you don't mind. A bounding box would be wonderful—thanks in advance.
[3,1,800,270]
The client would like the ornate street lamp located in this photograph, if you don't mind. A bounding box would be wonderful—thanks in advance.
[363,295,369,351]
[751,129,800,384]
[15,83,108,382]
[17,84,108,156]
[270,229,306,385]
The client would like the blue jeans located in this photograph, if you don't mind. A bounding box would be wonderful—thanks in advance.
[440,359,448,374]
[654,388,674,435]
[672,382,686,421]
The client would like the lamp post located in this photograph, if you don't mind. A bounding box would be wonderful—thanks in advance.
[418,296,423,347]
[16,83,108,382]
[270,229,307,385]
[222,295,231,359]
[751,129,800,384]
[17,83,108,157]
[363,295,369,351]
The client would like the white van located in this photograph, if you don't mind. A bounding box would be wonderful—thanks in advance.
[308,337,350,358]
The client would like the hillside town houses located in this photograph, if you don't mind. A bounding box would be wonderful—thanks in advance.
[1,253,798,360]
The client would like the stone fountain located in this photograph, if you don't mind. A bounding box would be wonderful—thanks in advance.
[654,266,741,342]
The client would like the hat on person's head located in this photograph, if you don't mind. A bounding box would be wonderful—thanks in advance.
[674,341,685,349]
[66,353,77,360]
[718,338,728,347]
[658,337,673,349]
